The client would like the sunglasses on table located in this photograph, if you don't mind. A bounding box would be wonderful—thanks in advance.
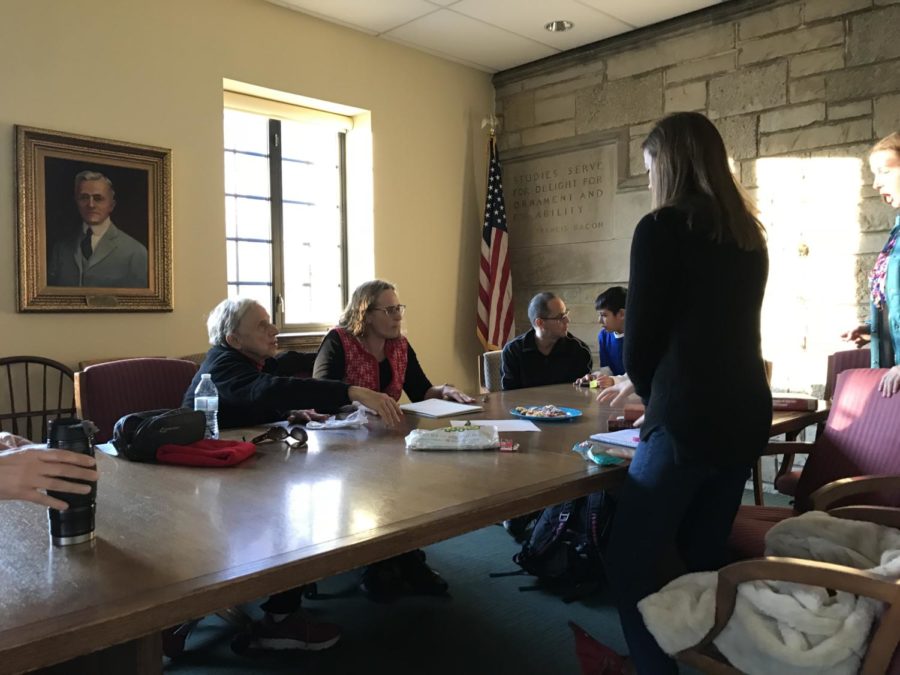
[245,426,309,448]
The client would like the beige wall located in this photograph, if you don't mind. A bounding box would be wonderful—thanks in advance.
[0,0,493,392]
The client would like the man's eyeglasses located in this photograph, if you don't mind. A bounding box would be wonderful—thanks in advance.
[542,312,570,322]
[369,304,406,317]
[245,426,308,448]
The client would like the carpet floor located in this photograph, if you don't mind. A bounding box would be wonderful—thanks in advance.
[165,490,790,674]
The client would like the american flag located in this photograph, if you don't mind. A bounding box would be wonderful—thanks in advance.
[477,137,514,350]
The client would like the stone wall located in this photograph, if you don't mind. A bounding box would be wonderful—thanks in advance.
[494,0,900,392]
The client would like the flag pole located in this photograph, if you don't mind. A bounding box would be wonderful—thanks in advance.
[476,114,514,352]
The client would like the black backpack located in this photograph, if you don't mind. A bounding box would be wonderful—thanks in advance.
[504,491,616,595]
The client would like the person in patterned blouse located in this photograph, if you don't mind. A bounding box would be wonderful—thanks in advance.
[842,132,900,397]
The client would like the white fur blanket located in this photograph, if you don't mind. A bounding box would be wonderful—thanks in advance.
[638,511,900,674]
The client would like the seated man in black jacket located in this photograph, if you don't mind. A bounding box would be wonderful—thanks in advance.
[181,298,404,652]
[501,292,593,390]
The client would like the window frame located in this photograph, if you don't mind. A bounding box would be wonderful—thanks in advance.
[224,96,351,335]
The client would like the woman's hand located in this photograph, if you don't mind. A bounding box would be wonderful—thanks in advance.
[347,386,404,429]
[286,409,330,424]
[434,384,475,403]
[841,324,871,348]
[597,378,636,408]
[878,365,900,398]
[0,447,98,509]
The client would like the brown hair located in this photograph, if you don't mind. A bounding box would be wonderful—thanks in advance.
[338,279,396,337]
[641,112,766,252]
[872,131,900,156]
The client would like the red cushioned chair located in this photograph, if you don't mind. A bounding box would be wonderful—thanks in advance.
[75,357,252,650]
[770,347,873,499]
[74,358,199,442]
[729,367,900,561]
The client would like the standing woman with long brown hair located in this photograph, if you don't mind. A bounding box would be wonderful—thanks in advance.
[603,112,772,674]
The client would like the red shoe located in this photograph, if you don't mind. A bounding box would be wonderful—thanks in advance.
[569,621,631,675]
[251,612,341,651]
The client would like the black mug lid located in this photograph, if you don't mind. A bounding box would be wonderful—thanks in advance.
[47,418,98,443]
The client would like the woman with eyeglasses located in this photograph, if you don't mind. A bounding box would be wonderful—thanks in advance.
[313,279,474,404]
[603,112,771,674]
[313,279,473,601]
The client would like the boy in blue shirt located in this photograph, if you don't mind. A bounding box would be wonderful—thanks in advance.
[596,286,627,376]
[576,286,628,388]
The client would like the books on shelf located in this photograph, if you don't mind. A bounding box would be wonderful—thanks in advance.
[772,393,819,411]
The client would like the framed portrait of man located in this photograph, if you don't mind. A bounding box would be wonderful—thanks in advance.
[16,126,172,312]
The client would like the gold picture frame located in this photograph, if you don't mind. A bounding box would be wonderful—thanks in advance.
[16,125,172,312]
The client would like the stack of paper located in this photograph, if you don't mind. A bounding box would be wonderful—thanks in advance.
[399,399,483,418]
[589,428,641,448]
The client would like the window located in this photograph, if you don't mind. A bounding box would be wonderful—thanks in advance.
[223,98,350,332]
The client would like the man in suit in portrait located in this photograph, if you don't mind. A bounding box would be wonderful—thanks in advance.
[47,170,148,288]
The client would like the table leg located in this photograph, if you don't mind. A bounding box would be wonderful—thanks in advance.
[31,632,162,675]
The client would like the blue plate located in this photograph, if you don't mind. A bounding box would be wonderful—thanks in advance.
[510,406,582,422]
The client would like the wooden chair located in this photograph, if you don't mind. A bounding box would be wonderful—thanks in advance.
[680,489,900,674]
[74,358,199,442]
[729,368,900,561]
[0,356,75,441]
[478,350,503,393]
[769,347,872,501]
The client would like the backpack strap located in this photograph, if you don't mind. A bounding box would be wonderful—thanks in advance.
[532,500,576,557]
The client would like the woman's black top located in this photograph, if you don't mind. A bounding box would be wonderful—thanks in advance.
[624,201,772,467]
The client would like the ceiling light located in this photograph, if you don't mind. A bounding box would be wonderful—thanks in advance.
[544,20,574,32]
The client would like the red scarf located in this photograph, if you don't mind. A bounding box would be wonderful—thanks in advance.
[335,327,408,401]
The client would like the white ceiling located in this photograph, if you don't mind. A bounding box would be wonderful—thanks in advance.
[265,0,730,73]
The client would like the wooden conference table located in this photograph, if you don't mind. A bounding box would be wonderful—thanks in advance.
[0,384,827,674]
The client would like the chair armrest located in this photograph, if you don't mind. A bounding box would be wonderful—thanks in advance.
[810,475,900,511]
[685,556,900,647]
[828,505,900,529]
[760,440,811,457]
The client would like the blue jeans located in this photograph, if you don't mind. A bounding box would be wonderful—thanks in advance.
[604,427,751,675]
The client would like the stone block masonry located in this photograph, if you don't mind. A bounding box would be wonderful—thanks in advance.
[493,0,900,399]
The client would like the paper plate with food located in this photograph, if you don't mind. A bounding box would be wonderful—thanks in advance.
[510,404,582,422]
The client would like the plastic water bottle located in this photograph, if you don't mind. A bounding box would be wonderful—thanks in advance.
[194,373,219,439]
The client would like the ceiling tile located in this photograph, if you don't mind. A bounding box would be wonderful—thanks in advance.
[383,10,558,72]
[452,0,633,51]
[264,0,732,71]
[576,0,723,29]
[267,0,439,35]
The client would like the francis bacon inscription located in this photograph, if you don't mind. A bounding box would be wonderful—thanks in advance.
[504,143,617,249]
